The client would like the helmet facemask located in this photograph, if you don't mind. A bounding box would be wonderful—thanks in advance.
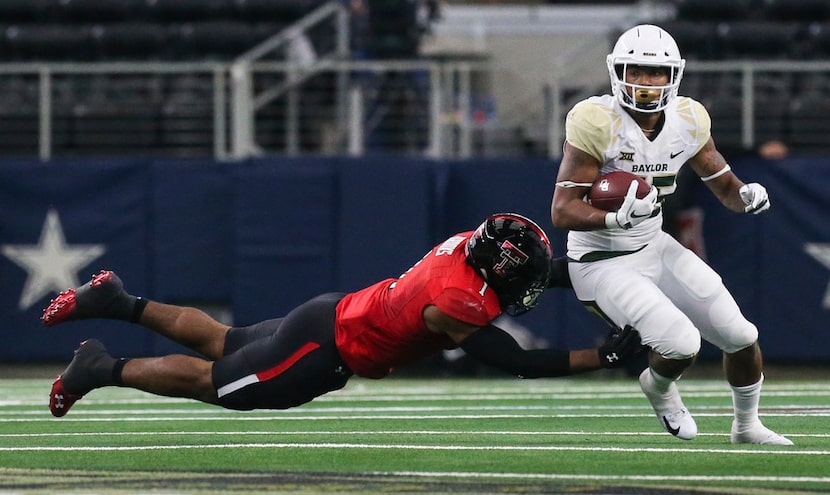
[606,25,686,113]
[502,281,546,317]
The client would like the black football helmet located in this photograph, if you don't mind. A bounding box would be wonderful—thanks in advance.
[466,213,553,316]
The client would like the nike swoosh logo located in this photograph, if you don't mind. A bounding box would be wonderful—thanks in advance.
[631,212,652,218]
[663,415,681,436]
[670,150,684,159]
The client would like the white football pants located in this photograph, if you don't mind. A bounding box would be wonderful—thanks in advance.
[568,231,758,359]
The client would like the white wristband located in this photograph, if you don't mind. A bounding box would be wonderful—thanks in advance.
[605,211,620,229]
[700,164,731,182]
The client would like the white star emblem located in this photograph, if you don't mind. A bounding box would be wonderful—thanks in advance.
[1,208,105,311]
[805,243,830,309]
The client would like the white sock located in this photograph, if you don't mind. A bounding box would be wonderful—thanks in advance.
[731,373,763,428]
[651,368,676,390]
[645,368,680,399]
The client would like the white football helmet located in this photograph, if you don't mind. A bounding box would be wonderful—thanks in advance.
[606,24,686,113]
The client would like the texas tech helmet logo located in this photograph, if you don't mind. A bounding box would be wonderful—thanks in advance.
[493,240,529,275]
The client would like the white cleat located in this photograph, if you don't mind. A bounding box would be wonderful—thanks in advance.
[658,407,698,441]
[639,368,698,440]
[731,421,794,446]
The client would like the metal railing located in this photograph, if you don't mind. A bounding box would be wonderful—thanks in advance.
[0,59,496,161]
[2,41,829,160]
[0,1,494,161]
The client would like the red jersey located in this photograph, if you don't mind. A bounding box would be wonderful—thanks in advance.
[334,231,502,378]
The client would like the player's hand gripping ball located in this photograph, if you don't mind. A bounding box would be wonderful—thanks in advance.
[588,171,651,212]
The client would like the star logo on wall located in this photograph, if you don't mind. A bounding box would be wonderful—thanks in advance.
[1,208,105,311]
[805,243,830,310]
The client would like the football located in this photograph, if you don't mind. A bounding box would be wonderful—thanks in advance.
[588,171,650,212]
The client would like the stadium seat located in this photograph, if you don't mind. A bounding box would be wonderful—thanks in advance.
[250,22,289,46]
[677,72,717,102]
[4,24,96,62]
[159,73,216,154]
[72,100,162,152]
[802,22,830,59]
[0,0,53,23]
[702,91,744,154]
[716,21,800,59]
[232,0,325,22]
[160,102,214,156]
[661,21,719,60]
[753,74,790,146]
[91,22,167,61]
[0,76,40,154]
[673,0,752,21]
[761,0,830,22]
[787,92,830,154]
[145,0,234,22]
[178,21,259,60]
[56,0,149,23]
[700,71,791,151]
[0,107,39,153]
[797,72,830,96]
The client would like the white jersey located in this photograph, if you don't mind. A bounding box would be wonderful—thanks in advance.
[564,94,711,260]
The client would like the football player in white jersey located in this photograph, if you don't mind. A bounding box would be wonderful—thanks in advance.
[550,24,792,445]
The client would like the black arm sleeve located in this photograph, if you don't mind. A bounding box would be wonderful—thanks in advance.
[547,256,572,288]
[458,324,571,378]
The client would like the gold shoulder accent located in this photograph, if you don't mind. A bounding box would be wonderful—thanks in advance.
[565,99,619,161]
[679,96,711,150]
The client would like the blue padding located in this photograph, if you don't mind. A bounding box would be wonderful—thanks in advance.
[334,156,436,292]
[231,159,336,325]
[1,155,830,362]
[150,159,233,302]
[0,159,151,360]
[740,159,830,359]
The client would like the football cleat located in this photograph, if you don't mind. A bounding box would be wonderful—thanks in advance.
[639,368,698,440]
[49,339,116,417]
[41,270,131,327]
[731,421,794,446]
[49,375,83,418]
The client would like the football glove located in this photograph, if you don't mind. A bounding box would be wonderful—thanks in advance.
[598,325,645,368]
[605,181,660,230]
[739,183,770,214]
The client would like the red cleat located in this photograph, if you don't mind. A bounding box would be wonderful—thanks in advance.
[41,270,125,327]
[48,339,115,417]
[49,375,82,418]
[41,289,78,327]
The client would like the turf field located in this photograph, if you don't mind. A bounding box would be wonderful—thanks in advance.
[0,372,828,494]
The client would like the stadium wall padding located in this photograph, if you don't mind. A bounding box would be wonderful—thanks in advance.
[0,156,828,363]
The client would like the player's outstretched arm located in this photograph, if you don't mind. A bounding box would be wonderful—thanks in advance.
[459,324,645,378]
[547,256,572,289]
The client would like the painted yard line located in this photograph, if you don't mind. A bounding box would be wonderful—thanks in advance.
[383,470,830,483]
[8,378,826,389]
[0,443,827,455]
[0,411,825,423]
[4,390,830,407]
[2,403,828,415]
[2,430,827,438]
[5,378,830,390]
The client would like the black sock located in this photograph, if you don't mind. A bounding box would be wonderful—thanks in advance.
[130,297,148,323]
[112,358,131,386]
[100,290,140,322]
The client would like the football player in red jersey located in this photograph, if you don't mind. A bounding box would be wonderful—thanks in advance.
[42,213,643,417]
